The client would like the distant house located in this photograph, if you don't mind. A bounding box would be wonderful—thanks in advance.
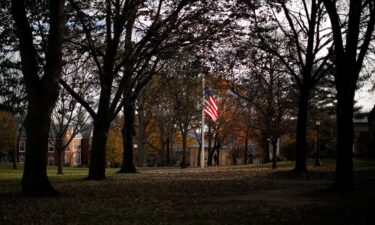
[353,117,370,158]
[62,128,83,166]
[172,131,260,167]
[17,124,92,166]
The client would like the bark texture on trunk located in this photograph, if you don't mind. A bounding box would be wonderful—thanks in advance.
[207,150,214,166]
[56,142,64,175]
[119,101,137,173]
[272,139,277,169]
[22,110,59,196]
[243,133,249,165]
[294,87,310,172]
[88,119,110,179]
[53,138,65,174]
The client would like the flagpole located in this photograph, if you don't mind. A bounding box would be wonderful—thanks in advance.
[201,74,205,168]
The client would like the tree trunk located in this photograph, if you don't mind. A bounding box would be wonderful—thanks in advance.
[215,148,220,166]
[169,132,174,165]
[11,0,65,196]
[334,63,356,191]
[166,136,170,166]
[243,131,249,165]
[294,86,310,172]
[272,138,277,169]
[232,148,237,165]
[207,152,212,166]
[87,69,114,179]
[119,101,137,173]
[159,122,166,166]
[322,0,375,191]
[55,139,64,174]
[262,135,270,163]
[88,119,110,179]
[180,131,187,168]
[56,151,63,175]
[207,149,215,166]
[22,108,58,196]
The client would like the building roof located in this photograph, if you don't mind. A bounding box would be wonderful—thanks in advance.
[80,124,93,139]
[17,124,91,140]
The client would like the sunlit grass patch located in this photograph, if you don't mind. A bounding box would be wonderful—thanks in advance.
[0,163,23,180]
[0,163,123,180]
[353,159,375,171]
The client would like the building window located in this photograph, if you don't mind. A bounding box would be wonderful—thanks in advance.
[19,141,26,152]
[74,144,81,151]
[73,144,81,166]
[48,142,55,152]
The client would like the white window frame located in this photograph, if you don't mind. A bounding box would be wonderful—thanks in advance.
[19,140,26,152]
[48,143,55,152]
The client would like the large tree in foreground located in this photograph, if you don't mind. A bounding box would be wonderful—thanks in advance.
[255,0,332,172]
[11,0,65,196]
[323,0,375,191]
[217,0,332,171]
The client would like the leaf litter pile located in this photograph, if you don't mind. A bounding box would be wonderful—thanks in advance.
[1,162,375,225]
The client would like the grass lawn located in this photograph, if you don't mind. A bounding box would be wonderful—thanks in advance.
[0,159,374,225]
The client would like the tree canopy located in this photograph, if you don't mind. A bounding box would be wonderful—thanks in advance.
[1,0,374,195]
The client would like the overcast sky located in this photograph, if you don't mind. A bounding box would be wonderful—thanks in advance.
[356,80,375,112]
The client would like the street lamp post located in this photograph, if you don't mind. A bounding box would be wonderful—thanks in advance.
[314,120,321,166]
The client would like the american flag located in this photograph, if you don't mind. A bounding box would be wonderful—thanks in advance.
[204,87,219,122]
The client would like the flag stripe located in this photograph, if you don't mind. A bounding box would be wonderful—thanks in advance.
[204,87,219,122]
[204,109,217,121]
[205,101,218,119]
[208,97,218,111]
[204,106,217,120]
